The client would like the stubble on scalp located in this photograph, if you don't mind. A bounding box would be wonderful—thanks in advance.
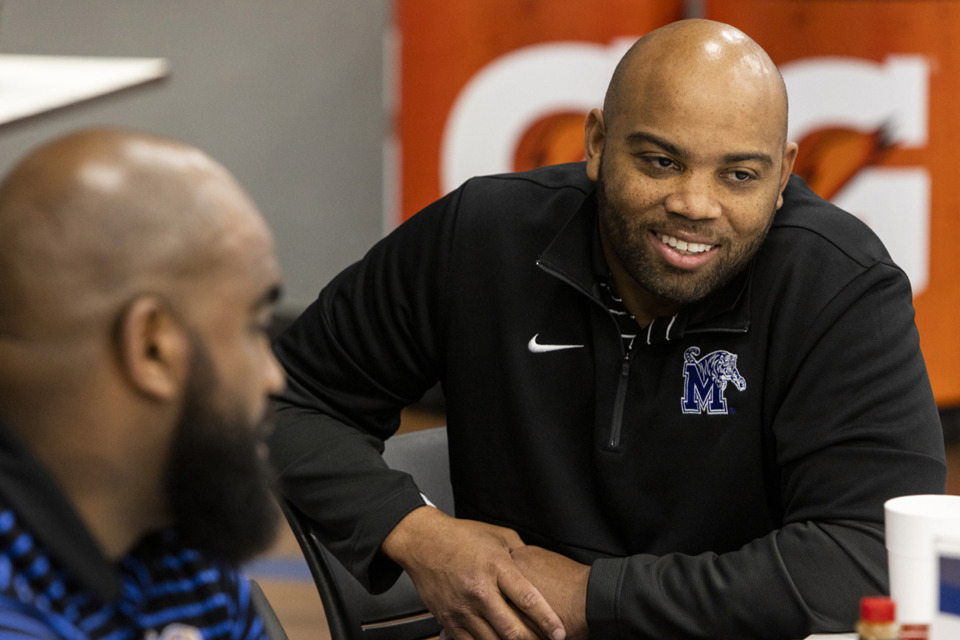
[602,19,790,147]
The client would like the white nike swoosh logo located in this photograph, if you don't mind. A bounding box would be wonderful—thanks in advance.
[527,333,585,353]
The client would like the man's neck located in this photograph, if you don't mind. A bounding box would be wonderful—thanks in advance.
[598,225,683,327]
[611,274,680,328]
[31,438,167,560]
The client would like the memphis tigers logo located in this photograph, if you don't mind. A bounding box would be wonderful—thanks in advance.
[681,346,746,415]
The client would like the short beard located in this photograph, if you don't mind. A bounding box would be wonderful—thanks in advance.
[165,338,279,565]
[596,158,773,306]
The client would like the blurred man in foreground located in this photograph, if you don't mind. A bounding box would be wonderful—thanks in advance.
[0,129,286,639]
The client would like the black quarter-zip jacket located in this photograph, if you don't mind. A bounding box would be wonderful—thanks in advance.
[270,162,945,639]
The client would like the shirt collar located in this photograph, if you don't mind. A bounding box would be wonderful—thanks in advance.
[0,417,120,600]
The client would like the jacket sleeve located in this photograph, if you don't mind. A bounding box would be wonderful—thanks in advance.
[268,188,459,593]
[586,262,947,639]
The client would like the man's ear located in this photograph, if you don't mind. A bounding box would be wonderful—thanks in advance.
[584,108,606,182]
[776,141,800,210]
[116,296,189,400]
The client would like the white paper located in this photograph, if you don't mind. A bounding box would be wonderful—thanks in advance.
[0,54,168,125]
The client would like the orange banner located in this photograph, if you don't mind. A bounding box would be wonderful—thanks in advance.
[390,0,684,224]
[708,0,960,407]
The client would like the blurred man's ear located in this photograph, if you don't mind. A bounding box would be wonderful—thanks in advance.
[117,295,189,400]
[584,108,606,182]
[776,141,799,211]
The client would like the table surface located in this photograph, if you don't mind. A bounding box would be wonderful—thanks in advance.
[0,54,168,126]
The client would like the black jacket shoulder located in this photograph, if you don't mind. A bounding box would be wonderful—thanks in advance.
[771,175,897,270]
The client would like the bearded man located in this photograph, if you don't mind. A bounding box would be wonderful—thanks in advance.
[0,128,286,639]
[270,19,945,640]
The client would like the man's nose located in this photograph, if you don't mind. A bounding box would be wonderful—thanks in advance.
[663,173,722,220]
[263,346,287,396]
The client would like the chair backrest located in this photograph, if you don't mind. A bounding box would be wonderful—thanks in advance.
[248,578,289,640]
[281,426,452,640]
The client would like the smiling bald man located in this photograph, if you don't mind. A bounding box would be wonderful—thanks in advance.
[270,19,945,639]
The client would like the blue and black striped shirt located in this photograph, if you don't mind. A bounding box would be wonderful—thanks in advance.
[0,501,267,640]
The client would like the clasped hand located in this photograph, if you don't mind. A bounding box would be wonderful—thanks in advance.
[381,506,589,640]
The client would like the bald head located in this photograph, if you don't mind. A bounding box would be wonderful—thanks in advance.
[0,129,285,557]
[603,19,789,145]
[0,128,266,338]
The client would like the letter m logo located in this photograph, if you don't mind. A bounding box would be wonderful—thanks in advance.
[681,347,746,416]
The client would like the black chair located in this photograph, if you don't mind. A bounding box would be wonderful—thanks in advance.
[281,426,453,640]
[249,578,289,640]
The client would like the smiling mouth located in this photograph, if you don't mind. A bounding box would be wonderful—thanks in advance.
[657,232,716,255]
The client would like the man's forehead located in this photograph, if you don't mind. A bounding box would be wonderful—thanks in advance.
[236,238,282,308]
[613,72,788,151]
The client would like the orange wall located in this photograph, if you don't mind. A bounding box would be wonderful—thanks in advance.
[393,0,684,222]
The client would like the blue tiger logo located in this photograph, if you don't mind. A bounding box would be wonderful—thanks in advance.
[681,346,746,415]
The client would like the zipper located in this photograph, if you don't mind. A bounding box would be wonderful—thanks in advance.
[536,259,634,451]
[609,352,631,449]
[537,259,751,451]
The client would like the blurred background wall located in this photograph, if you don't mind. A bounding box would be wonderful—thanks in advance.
[0,0,390,315]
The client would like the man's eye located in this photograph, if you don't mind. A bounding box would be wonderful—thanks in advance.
[730,170,754,182]
[644,156,676,170]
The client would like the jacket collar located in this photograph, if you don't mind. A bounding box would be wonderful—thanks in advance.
[536,189,602,300]
[537,186,752,345]
[0,418,120,600]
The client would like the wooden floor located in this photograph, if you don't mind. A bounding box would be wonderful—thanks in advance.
[252,409,960,640]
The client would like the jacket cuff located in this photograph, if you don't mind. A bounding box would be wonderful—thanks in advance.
[586,556,627,638]
[361,490,429,593]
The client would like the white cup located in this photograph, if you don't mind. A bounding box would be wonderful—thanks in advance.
[885,495,960,624]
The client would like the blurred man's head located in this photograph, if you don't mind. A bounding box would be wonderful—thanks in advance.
[0,128,285,561]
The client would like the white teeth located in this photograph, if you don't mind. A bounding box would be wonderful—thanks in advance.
[659,233,714,254]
